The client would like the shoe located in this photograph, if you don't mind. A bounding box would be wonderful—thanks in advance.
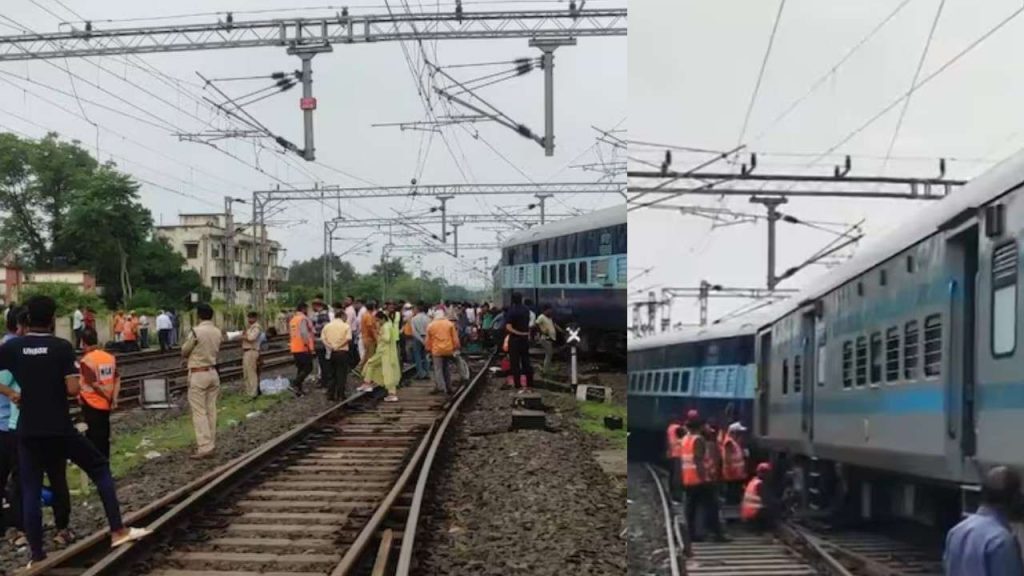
[384,395,399,402]
[54,528,76,546]
[357,384,373,393]
[111,526,152,548]
[12,532,26,547]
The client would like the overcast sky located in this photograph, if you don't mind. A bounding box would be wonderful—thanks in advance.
[629,0,1024,329]
[0,0,626,289]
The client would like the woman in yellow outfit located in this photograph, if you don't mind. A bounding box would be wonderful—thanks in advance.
[363,309,401,402]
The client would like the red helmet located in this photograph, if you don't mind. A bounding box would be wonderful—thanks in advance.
[686,409,699,422]
[756,462,772,474]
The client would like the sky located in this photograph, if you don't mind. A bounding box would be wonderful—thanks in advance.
[629,0,1024,330]
[0,0,626,289]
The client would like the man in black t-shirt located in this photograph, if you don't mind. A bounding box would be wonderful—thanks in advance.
[504,292,534,391]
[0,296,149,566]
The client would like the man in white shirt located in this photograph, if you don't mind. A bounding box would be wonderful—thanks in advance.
[72,305,84,350]
[138,313,150,349]
[156,310,173,351]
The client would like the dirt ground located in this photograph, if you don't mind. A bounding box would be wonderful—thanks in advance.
[413,373,628,575]
[0,362,337,571]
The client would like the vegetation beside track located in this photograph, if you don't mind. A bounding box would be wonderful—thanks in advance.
[576,401,627,450]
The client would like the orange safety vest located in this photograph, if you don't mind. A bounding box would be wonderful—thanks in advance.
[741,477,764,521]
[704,435,719,482]
[79,349,117,411]
[289,313,313,353]
[122,318,137,341]
[720,437,746,481]
[665,423,681,459]
[680,434,705,487]
[402,320,413,337]
[113,314,124,334]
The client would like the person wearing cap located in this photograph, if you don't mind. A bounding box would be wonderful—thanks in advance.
[720,421,749,503]
[742,463,779,531]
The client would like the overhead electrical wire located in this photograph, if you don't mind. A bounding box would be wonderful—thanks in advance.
[736,0,786,147]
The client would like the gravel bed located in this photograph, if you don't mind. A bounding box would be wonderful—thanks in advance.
[627,462,673,576]
[0,362,339,571]
[413,376,627,575]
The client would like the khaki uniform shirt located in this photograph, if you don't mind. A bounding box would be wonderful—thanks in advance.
[242,322,262,352]
[182,320,223,369]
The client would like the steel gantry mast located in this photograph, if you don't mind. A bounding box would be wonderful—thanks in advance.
[0,8,626,160]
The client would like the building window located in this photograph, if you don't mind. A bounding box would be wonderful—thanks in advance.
[855,336,867,387]
[904,320,919,379]
[793,355,802,393]
[992,241,1018,357]
[924,314,943,377]
[842,341,852,388]
[185,243,198,259]
[869,332,882,384]
[782,359,789,395]
[885,327,900,382]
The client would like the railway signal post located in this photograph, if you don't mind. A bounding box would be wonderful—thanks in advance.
[567,325,581,386]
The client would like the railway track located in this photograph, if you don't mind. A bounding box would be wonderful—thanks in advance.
[644,464,942,576]
[28,351,495,576]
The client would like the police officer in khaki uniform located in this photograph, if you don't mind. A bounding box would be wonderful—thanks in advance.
[241,311,262,398]
[182,303,223,459]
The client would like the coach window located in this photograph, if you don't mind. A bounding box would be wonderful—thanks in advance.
[579,261,588,285]
[568,262,577,284]
[680,370,691,394]
[885,327,900,382]
[992,240,1018,357]
[842,341,853,388]
[880,269,887,287]
[793,355,802,393]
[541,266,548,285]
[653,372,662,393]
[855,336,867,387]
[924,315,943,377]
[869,332,883,385]
[644,372,654,392]
[816,341,827,387]
[670,371,680,393]
[782,359,789,395]
[558,263,567,284]
[904,320,919,379]
[549,264,557,284]
[906,255,915,273]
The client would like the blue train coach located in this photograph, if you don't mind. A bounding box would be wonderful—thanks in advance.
[627,321,761,460]
[495,204,626,353]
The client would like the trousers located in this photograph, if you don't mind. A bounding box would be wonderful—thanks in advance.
[411,339,429,378]
[242,350,260,397]
[81,403,111,459]
[293,352,313,392]
[188,370,220,454]
[20,433,122,561]
[432,355,454,394]
[540,338,554,373]
[326,351,350,402]
[684,484,723,540]
[0,431,20,531]
[508,335,533,389]
[158,329,172,351]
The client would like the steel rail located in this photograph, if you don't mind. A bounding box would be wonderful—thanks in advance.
[33,389,374,576]
[394,351,496,574]
[780,522,857,576]
[643,463,681,576]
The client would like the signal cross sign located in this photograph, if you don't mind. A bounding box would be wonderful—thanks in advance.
[567,327,581,344]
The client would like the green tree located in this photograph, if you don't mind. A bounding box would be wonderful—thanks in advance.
[287,254,357,288]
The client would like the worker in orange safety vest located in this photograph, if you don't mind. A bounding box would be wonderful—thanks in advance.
[78,327,121,458]
[289,302,316,396]
[680,411,729,544]
[742,462,777,531]
[720,421,749,504]
[665,418,684,500]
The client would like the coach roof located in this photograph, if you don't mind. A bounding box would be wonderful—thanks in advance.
[502,203,626,248]
[628,317,763,352]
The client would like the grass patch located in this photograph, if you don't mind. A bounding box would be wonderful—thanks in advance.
[575,401,627,450]
[107,391,288,478]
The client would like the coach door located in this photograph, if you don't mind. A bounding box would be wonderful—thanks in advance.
[800,308,817,442]
[756,329,772,437]
[946,224,979,458]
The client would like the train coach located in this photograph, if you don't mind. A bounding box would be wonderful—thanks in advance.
[495,204,626,353]
[627,321,760,460]
[755,147,1024,527]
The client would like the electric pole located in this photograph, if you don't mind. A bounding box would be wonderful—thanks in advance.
[750,196,788,290]
[534,193,554,224]
[224,196,236,308]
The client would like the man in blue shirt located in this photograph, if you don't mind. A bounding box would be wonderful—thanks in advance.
[0,307,18,541]
[944,466,1024,576]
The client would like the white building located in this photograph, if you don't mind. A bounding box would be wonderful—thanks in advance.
[156,213,288,305]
